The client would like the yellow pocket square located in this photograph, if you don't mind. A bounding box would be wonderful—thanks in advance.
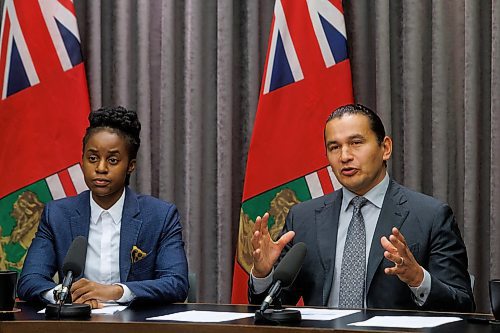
[131,245,148,263]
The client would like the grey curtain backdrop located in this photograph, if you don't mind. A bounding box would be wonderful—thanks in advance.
[71,0,498,311]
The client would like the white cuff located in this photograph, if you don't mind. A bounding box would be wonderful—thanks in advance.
[114,283,135,303]
[409,269,431,306]
[250,267,274,294]
[42,287,57,304]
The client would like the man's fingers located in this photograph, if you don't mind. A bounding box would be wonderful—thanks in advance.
[384,266,400,275]
[391,228,408,251]
[383,253,405,275]
[277,231,295,249]
[392,227,408,246]
[380,236,397,253]
[251,230,261,250]
[384,266,407,277]
[384,250,403,266]
[253,213,270,236]
[253,216,261,233]
[260,213,270,236]
[389,234,407,255]
[252,248,262,261]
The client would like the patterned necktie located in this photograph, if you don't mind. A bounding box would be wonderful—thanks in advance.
[338,196,369,308]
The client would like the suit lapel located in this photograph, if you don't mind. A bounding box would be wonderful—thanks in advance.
[119,187,143,282]
[70,191,91,240]
[366,180,409,293]
[315,191,342,306]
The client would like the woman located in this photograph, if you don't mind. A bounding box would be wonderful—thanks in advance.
[18,106,188,308]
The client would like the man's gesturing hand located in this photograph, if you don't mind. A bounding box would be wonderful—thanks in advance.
[381,227,424,287]
[251,212,295,278]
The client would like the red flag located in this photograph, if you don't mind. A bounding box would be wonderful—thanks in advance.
[231,0,353,304]
[0,0,90,271]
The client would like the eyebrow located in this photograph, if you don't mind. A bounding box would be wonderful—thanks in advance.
[85,148,121,154]
[326,134,365,145]
[348,134,365,140]
[107,149,121,154]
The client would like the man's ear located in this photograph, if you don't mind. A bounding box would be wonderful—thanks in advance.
[382,136,393,162]
[127,159,136,174]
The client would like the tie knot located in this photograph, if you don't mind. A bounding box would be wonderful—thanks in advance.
[351,196,368,210]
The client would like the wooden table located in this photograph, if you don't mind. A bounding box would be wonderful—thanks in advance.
[0,302,497,333]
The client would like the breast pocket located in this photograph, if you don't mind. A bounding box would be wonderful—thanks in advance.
[129,249,155,280]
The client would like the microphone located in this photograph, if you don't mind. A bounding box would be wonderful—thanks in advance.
[46,236,91,319]
[57,236,88,305]
[259,242,307,312]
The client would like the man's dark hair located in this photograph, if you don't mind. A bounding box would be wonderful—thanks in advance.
[326,104,386,145]
[82,106,141,185]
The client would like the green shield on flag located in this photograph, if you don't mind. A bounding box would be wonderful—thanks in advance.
[237,177,313,274]
[0,180,53,272]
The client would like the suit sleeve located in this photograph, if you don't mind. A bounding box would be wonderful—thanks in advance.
[123,204,188,304]
[17,204,59,304]
[422,203,475,312]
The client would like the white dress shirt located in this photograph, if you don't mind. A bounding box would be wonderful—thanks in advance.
[251,173,431,307]
[43,190,135,304]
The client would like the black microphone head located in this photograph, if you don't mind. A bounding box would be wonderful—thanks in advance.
[62,236,87,277]
[273,242,307,287]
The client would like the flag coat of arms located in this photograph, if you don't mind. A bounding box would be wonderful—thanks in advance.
[0,0,90,272]
[231,0,354,303]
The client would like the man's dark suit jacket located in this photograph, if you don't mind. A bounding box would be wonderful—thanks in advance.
[18,187,188,304]
[249,179,475,312]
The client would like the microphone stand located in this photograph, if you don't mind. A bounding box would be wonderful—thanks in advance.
[254,295,302,325]
[57,299,63,320]
[56,273,71,320]
[45,286,91,319]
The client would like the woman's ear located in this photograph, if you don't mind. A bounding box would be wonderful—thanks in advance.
[127,159,136,174]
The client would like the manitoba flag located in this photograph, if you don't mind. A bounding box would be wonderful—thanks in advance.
[231,0,353,303]
[0,0,90,272]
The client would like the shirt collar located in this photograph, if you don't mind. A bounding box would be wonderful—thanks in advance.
[341,172,390,212]
[89,189,126,225]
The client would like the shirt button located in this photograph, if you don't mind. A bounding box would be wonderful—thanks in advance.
[420,293,424,298]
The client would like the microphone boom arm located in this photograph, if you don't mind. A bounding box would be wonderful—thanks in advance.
[57,270,74,305]
[260,280,282,312]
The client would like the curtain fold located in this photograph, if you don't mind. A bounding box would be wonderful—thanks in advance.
[491,0,500,283]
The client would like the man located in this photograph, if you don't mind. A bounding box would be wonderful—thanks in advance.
[18,107,188,307]
[249,104,475,312]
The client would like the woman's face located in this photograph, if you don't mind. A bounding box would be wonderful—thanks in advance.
[82,129,135,209]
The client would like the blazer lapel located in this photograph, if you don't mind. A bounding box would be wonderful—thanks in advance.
[119,187,143,282]
[366,180,409,293]
[315,191,342,306]
[70,191,91,240]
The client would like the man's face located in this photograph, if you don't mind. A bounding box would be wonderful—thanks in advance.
[82,129,135,209]
[325,114,392,196]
